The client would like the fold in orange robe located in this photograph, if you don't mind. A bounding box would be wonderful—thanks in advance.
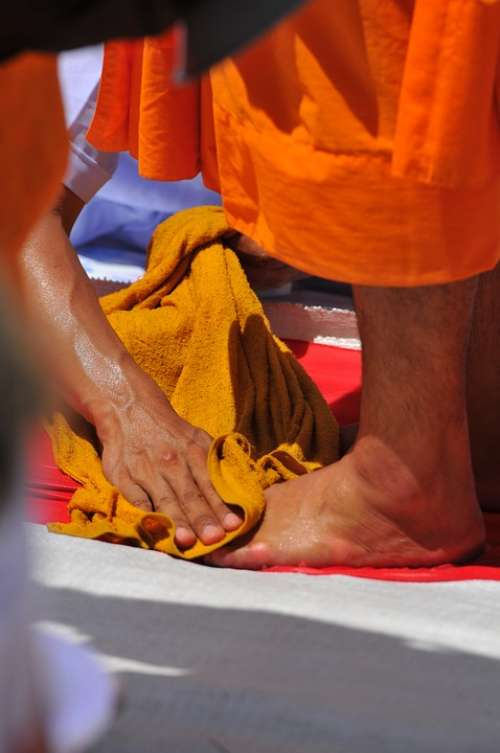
[0,53,67,264]
[88,0,500,286]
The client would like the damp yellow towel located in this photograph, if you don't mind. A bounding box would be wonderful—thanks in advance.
[48,206,339,559]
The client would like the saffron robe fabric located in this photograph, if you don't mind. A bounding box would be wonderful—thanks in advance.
[88,0,500,287]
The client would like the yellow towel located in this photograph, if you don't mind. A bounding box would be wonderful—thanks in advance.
[48,206,339,559]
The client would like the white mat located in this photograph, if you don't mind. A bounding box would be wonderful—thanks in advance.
[29,524,500,753]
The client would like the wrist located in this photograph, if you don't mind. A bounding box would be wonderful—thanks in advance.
[79,354,140,426]
[82,358,174,436]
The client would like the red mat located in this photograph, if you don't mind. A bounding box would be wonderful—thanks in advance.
[27,341,500,582]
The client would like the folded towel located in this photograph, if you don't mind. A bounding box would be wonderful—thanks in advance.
[48,206,339,559]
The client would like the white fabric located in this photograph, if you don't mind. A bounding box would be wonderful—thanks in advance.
[58,46,103,125]
[77,247,146,284]
[58,47,220,211]
[64,84,119,203]
[29,524,500,753]
[58,46,220,284]
[59,47,118,203]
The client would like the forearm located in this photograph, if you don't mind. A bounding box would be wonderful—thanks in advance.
[17,190,236,541]
[18,198,148,425]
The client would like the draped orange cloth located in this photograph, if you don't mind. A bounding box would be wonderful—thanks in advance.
[88,0,500,286]
[0,53,67,264]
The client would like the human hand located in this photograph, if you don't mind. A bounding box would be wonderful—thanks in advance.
[92,378,242,549]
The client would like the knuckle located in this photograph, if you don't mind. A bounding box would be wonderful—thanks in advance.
[109,470,140,499]
[198,478,217,496]
[182,490,205,510]
[188,431,210,451]
[192,514,217,532]
[130,496,151,510]
[185,439,203,458]
[211,500,229,516]
[199,482,223,507]
[155,495,177,511]
[102,460,121,485]
[161,506,188,526]
[202,494,225,516]
[127,471,147,487]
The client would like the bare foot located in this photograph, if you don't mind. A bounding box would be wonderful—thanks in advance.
[206,275,487,570]
[206,435,485,570]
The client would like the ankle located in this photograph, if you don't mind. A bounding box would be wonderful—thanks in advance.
[350,436,424,503]
[352,418,473,497]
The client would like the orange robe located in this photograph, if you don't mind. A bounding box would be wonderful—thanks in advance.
[88,0,500,286]
[0,53,67,265]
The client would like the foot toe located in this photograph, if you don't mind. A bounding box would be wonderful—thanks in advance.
[206,542,274,569]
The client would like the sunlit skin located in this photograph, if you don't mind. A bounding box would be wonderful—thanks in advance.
[20,188,500,568]
[207,276,497,570]
[19,188,301,550]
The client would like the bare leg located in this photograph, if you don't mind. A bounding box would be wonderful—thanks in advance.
[207,279,485,569]
[467,264,500,511]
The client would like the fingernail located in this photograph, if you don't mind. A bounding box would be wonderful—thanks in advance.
[224,512,242,530]
[202,524,225,544]
[175,527,196,546]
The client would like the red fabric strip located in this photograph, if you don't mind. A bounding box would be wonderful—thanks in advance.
[27,341,500,582]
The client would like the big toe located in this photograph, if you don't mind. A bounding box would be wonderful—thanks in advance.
[205,542,275,570]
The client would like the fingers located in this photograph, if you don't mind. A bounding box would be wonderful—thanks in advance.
[103,457,198,549]
[114,477,153,513]
[135,463,229,550]
[134,472,199,550]
[101,452,153,513]
[101,436,242,550]
[187,444,242,532]
[165,466,226,546]
[158,444,233,546]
